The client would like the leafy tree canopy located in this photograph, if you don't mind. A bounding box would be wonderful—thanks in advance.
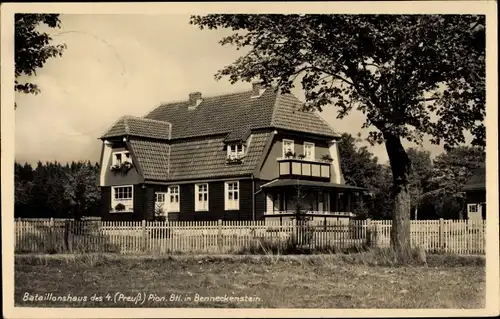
[406,148,432,203]
[191,14,485,261]
[15,14,66,98]
[190,14,485,151]
[337,133,393,219]
[14,161,100,219]
[338,133,380,188]
[425,146,485,199]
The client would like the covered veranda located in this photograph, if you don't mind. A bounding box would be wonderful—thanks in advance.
[260,179,369,223]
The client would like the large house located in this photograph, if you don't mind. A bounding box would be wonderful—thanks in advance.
[98,82,367,222]
[462,163,486,219]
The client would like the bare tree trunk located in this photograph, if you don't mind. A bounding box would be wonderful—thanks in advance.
[384,132,412,263]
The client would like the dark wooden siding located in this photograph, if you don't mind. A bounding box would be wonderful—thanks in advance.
[236,180,253,220]
[143,186,155,221]
[101,179,265,221]
[132,185,146,220]
[172,179,257,221]
[178,183,195,221]
[254,179,268,220]
[100,185,145,221]
[176,181,251,221]
[100,187,111,218]
[465,190,486,219]
[168,212,180,221]
[210,182,226,220]
[466,190,486,204]
[101,186,144,221]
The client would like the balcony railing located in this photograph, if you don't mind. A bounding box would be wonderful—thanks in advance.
[277,157,331,180]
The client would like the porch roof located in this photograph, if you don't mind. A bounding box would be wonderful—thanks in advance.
[260,179,369,192]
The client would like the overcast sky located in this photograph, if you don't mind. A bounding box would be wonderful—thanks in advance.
[15,14,447,166]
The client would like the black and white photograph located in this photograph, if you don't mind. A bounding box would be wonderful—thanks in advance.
[1,1,498,318]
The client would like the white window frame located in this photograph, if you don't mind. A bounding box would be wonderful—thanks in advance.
[227,144,245,159]
[112,151,132,166]
[282,139,294,157]
[111,185,133,212]
[168,185,180,212]
[225,181,240,210]
[155,192,168,216]
[467,203,478,214]
[195,183,209,211]
[303,142,315,160]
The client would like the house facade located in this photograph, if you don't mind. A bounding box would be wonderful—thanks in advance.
[462,164,486,220]
[98,82,367,222]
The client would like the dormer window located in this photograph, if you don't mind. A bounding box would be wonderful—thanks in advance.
[112,151,132,166]
[227,144,245,159]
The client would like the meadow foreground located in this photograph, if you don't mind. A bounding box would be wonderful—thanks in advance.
[15,254,485,308]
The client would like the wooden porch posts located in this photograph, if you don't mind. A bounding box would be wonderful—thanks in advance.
[346,192,352,212]
[331,190,339,212]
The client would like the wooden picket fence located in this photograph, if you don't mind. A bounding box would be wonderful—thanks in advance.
[14,218,486,255]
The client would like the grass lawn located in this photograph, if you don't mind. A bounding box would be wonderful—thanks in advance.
[14,254,485,308]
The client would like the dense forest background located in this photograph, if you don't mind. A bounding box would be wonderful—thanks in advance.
[15,161,100,219]
[14,134,484,220]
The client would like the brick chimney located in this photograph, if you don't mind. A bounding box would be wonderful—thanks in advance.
[251,80,266,98]
[188,92,202,109]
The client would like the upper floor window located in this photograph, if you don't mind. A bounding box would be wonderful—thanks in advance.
[195,183,209,211]
[227,144,245,159]
[282,139,294,157]
[304,142,315,160]
[225,181,239,210]
[112,151,132,166]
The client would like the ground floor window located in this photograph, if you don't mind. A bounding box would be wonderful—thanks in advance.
[467,203,478,214]
[155,192,168,216]
[111,185,133,212]
[225,181,239,210]
[168,185,180,212]
[195,183,209,211]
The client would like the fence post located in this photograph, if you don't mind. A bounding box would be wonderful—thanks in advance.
[366,218,372,247]
[439,218,444,249]
[217,219,223,253]
[49,217,55,252]
[142,220,147,252]
[64,220,70,252]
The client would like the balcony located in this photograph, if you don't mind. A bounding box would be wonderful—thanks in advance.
[277,157,331,180]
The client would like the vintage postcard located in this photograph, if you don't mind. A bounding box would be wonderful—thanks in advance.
[1,1,498,318]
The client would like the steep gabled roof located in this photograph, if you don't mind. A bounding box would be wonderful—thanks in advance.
[130,132,271,182]
[129,139,170,181]
[101,86,341,182]
[168,132,271,180]
[101,116,172,140]
[463,164,486,191]
[271,93,339,138]
[144,87,339,140]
